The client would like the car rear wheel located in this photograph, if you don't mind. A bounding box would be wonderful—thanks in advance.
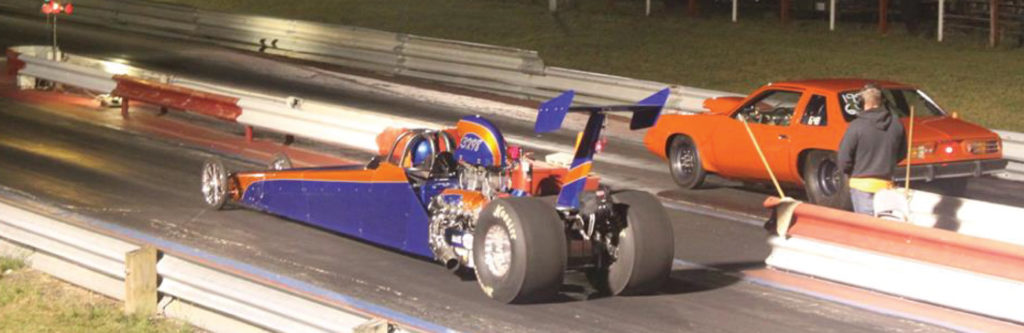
[201,159,229,209]
[803,151,852,210]
[589,191,674,296]
[473,197,566,303]
[668,135,706,189]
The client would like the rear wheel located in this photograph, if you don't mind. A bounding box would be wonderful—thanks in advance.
[802,151,852,210]
[668,135,706,189]
[589,191,675,296]
[201,159,229,209]
[473,198,566,303]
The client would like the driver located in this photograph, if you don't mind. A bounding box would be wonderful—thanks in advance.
[409,138,434,168]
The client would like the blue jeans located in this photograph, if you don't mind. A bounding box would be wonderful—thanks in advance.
[850,189,874,216]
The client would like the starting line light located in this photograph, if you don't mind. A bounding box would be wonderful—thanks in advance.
[40,1,72,15]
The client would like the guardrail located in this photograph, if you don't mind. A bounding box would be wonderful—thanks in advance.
[0,0,731,114]
[995,130,1024,180]
[0,186,445,332]
[764,197,1024,324]
[7,45,437,153]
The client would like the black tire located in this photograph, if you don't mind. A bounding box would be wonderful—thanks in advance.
[934,177,969,197]
[590,191,675,296]
[473,197,566,303]
[201,159,229,209]
[802,151,852,210]
[268,153,293,170]
[668,135,706,189]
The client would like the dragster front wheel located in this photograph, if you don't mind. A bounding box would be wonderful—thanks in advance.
[473,197,566,304]
[201,159,229,210]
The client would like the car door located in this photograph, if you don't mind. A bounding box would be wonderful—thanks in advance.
[712,89,804,181]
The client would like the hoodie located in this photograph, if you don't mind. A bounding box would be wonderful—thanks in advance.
[837,106,907,179]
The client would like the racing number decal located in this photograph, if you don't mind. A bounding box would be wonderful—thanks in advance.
[841,92,862,116]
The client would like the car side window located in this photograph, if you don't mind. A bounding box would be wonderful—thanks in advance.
[800,95,828,126]
[838,91,861,122]
[733,90,802,126]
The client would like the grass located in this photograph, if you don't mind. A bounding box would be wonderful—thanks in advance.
[159,0,1023,132]
[0,256,26,274]
[0,257,195,333]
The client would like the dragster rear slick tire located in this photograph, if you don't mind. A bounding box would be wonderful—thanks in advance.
[473,197,567,303]
[591,190,675,296]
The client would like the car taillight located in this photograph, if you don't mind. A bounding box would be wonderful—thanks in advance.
[911,143,935,159]
[964,139,1000,155]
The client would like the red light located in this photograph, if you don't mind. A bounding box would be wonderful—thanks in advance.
[506,145,522,160]
[51,2,59,11]
[41,3,53,14]
[594,136,608,153]
[64,3,72,14]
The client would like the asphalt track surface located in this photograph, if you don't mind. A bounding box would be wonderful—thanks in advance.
[0,11,1013,331]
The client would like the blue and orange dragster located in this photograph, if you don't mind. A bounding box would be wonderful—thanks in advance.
[201,90,675,303]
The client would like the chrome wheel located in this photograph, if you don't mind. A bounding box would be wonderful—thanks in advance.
[671,143,696,179]
[269,153,292,170]
[668,136,706,189]
[201,160,227,208]
[483,225,512,278]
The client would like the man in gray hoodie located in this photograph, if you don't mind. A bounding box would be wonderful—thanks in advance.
[838,84,907,215]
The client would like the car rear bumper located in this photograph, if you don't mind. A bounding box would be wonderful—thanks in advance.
[893,159,1008,182]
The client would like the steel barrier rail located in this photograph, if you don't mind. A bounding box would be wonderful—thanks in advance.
[9,46,433,155]
[766,236,1024,324]
[0,186,443,332]
[764,197,1024,323]
[113,75,243,121]
[170,77,439,152]
[766,197,1024,282]
[994,130,1024,180]
[157,256,372,332]
[0,197,137,300]
[9,45,170,92]
[905,190,1024,246]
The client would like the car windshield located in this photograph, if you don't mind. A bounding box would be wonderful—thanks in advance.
[838,88,946,122]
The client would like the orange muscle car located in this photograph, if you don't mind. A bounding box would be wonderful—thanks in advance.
[644,79,1007,208]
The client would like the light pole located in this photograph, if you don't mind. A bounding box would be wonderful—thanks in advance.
[40,1,73,61]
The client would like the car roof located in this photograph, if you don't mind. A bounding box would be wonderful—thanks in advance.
[767,78,914,93]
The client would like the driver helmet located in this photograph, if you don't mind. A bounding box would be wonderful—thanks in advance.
[410,137,434,168]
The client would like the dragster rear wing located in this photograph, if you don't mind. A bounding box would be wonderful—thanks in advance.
[534,88,670,210]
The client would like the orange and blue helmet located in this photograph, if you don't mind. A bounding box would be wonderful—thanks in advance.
[455,116,507,168]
